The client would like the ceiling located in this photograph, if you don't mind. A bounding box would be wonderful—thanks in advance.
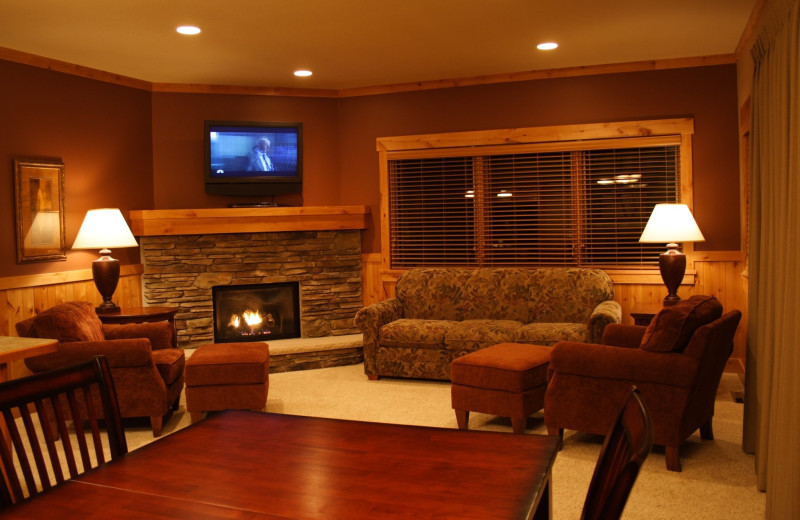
[0,0,757,91]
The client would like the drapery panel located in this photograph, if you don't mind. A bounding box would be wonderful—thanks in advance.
[744,0,800,517]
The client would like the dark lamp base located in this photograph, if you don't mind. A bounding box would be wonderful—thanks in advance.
[96,300,121,314]
[659,244,686,306]
[92,255,121,314]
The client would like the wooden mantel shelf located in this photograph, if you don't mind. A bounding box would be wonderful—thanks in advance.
[129,206,370,236]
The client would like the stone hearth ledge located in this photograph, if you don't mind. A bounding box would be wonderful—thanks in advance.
[185,334,364,374]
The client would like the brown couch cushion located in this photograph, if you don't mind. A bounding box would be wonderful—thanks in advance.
[639,295,723,353]
[29,301,105,343]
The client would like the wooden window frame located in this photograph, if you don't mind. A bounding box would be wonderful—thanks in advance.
[377,118,696,284]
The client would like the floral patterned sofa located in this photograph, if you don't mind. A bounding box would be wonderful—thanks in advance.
[355,267,621,380]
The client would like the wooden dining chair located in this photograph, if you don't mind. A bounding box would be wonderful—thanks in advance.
[0,355,128,507]
[581,386,654,520]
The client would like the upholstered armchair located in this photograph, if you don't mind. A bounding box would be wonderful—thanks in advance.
[544,295,741,471]
[16,301,184,437]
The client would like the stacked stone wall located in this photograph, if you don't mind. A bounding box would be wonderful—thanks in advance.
[140,230,362,348]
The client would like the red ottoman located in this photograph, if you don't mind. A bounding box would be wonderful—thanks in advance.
[451,343,550,434]
[185,342,270,423]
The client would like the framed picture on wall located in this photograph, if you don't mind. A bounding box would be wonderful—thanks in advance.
[13,158,67,263]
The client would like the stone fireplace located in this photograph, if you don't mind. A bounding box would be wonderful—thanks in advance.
[132,206,370,350]
[212,282,300,343]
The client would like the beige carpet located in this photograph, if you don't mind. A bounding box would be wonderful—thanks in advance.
[125,362,766,520]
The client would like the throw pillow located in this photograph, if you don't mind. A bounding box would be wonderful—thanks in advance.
[31,301,105,343]
[639,295,723,353]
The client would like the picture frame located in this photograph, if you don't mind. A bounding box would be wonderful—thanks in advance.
[13,158,67,263]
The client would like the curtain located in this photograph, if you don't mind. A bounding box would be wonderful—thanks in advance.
[743,0,800,517]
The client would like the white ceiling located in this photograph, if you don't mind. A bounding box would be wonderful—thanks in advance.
[0,0,757,91]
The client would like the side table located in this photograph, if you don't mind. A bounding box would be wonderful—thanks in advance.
[630,307,660,326]
[98,307,179,348]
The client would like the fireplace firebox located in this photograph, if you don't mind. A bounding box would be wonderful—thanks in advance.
[212,282,300,343]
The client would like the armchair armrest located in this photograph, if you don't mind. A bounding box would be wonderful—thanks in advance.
[103,321,173,350]
[550,341,698,388]
[601,323,647,348]
[25,338,156,373]
[354,298,404,375]
[586,300,622,343]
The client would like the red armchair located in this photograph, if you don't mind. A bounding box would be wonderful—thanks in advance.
[16,301,184,437]
[544,295,741,471]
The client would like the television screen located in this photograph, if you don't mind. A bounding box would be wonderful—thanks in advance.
[204,121,303,196]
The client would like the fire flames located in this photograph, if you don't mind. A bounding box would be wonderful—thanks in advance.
[227,309,276,336]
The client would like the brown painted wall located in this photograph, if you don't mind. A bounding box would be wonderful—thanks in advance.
[0,60,153,277]
[2,59,739,278]
[150,93,340,209]
[337,65,741,253]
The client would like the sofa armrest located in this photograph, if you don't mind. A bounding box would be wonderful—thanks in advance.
[25,338,155,373]
[549,341,698,388]
[586,300,622,343]
[103,321,173,350]
[354,298,404,375]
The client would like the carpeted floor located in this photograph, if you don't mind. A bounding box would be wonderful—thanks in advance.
[125,361,765,520]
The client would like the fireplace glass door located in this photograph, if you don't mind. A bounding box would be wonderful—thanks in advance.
[212,282,300,343]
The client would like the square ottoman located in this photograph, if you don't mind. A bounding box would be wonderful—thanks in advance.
[185,342,270,423]
[451,342,550,434]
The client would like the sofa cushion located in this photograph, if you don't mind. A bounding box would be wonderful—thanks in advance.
[395,269,473,321]
[527,268,616,323]
[444,319,523,352]
[640,295,723,353]
[514,322,587,346]
[151,348,186,385]
[29,301,105,343]
[380,319,456,350]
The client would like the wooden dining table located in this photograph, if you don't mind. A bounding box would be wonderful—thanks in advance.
[2,410,560,519]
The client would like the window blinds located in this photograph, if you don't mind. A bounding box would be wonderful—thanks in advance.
[388,141,680,269]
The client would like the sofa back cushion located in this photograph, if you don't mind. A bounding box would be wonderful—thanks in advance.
[396,268,531,322]
[639,295,723,353]
[395,267,614,323]
[526,268,616,323]
[21,301,105,343]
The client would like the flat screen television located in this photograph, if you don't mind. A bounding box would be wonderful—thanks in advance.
[204,120,303,196]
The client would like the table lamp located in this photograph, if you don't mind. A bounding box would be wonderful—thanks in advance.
[72,208,139,313]
[639,203,704,306]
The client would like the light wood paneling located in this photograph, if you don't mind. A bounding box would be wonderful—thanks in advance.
[0,265,143,380]
[360,254,748,373]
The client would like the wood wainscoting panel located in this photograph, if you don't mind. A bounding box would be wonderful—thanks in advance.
[0,265,143,380]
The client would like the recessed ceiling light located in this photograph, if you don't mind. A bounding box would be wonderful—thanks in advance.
[537,42,558,51]
[177,26,201,35]
[294,70,313,77]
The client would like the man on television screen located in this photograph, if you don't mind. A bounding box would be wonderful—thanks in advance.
[246,137,275,171]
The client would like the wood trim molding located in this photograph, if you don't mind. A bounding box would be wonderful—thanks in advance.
[377,118,694,153]
[0,46,151,90]
[2,45,735,98]
[0,264,143,291]
[340,55,736,98]
[129,206,370,236]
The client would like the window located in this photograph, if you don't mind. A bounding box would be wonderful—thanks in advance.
[379,119,694,270]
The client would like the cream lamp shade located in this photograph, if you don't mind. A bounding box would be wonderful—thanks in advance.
[73,208,139,251]
[639,204,705,245]
[73,209,139,313]
[639,204,704,306]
